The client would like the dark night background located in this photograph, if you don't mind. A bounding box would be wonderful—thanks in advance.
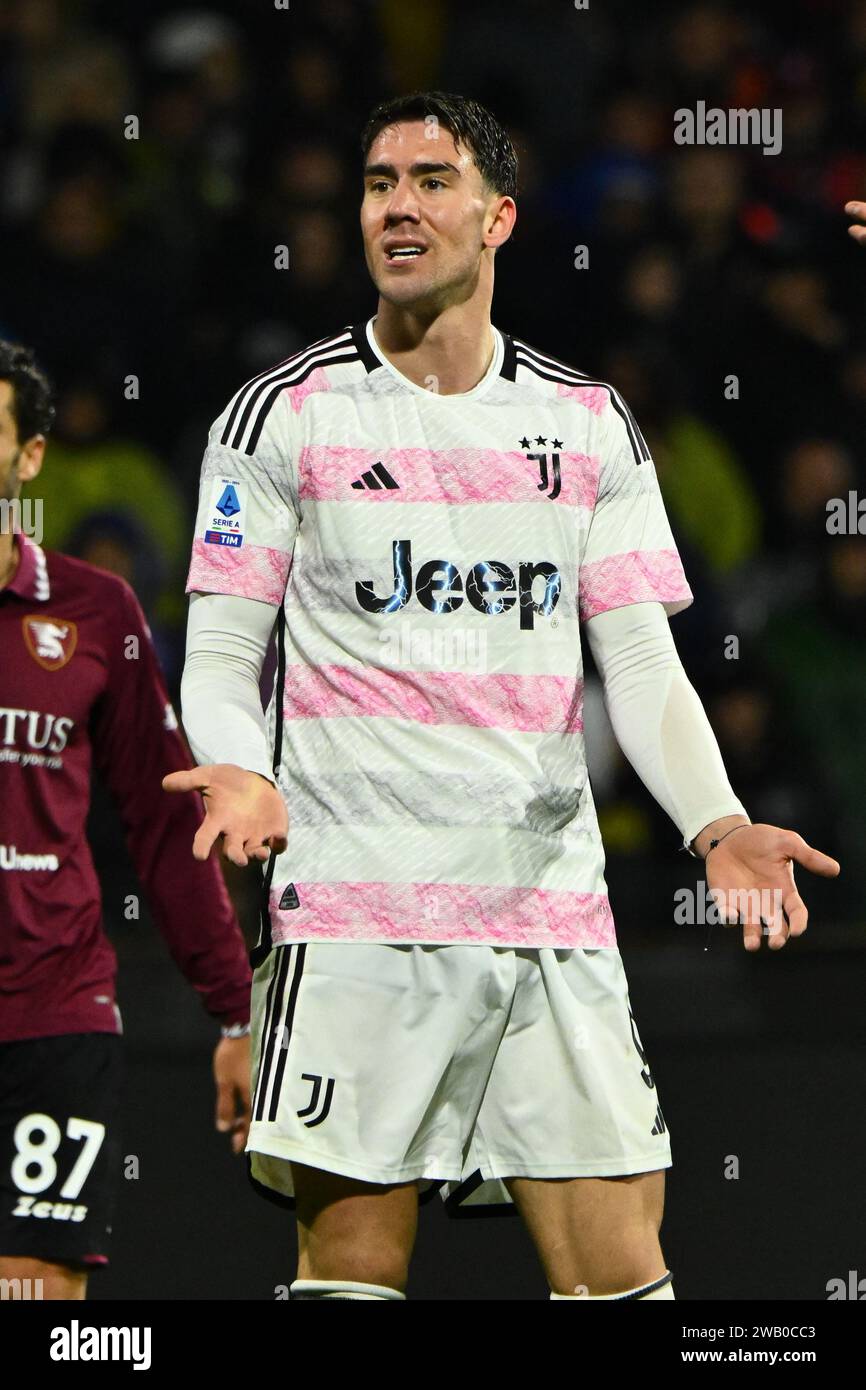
[1,0,864,1298]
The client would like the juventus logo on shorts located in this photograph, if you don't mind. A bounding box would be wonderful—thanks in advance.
[297,1073,335,1127]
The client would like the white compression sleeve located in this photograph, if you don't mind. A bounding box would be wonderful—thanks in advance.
[583,602,748,847]
[180,591,278,782]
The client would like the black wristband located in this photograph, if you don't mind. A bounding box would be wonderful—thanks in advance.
[705,823,750,859]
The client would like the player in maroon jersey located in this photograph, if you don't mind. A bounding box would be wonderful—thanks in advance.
[0,341,254,1300]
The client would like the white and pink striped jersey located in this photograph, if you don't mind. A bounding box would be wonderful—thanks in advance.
[186,318,693,952]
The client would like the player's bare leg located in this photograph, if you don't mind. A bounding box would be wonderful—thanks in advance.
[0,1254,87,1300]
[291,1162,418,1293]
[506,1169,668,1297]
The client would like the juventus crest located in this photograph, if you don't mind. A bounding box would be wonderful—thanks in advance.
[520,434,564,500]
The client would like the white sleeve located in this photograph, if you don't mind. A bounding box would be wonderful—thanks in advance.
[583,601,748,847]
[578,391,693,621]
[185,383,299,605]
[180,591,278,783]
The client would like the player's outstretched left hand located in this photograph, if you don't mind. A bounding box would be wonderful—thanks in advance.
[845,200,866,244]
[163,762,288,865]
[213,1035,251,1155]
[705,823,840,952]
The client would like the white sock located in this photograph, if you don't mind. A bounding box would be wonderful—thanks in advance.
[551,1270,675,1300]
[290,1278,406,1300]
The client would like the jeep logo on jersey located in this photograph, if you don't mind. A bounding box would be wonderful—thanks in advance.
[355,541,561,631]
[22,616,78,670]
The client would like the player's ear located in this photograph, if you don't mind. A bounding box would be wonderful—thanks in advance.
[484,195,516,251]
[17,434,46,483]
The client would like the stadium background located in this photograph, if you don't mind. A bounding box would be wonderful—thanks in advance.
[2,0,864,1298]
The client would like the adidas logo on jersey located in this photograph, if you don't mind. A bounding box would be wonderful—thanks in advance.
[351,461,399,490]
[355,540,561,631]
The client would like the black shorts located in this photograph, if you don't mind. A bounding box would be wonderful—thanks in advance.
[0,1033,123,1269]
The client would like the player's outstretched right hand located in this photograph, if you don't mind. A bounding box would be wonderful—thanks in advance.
[162,763,289,866]
[845,200,866,244]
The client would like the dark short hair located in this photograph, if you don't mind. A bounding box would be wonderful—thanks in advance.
[0,340,55,442]
[361,90,518,200]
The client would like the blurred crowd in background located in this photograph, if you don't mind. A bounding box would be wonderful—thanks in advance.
[2,0,864,924]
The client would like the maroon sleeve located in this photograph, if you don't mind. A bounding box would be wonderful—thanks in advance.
[90,577,251,1026]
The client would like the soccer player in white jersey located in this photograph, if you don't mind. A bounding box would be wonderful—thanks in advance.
[166,93,840,1301]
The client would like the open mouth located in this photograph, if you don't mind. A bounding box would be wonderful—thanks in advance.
[385,246,427,261]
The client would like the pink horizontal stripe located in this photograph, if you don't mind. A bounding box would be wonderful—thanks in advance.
[556,382,609,415]
[283,664,583,734]
[284,366,331,413]
[186,537,290,604]
[579,549,692,622]
[269,881,616,948]
[298,446,600,508]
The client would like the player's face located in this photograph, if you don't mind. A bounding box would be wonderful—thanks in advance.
[0,383,22,501]
[361,121,501,311]
[0,381,44,500]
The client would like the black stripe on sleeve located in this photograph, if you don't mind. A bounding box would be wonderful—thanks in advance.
[220,329,353,447]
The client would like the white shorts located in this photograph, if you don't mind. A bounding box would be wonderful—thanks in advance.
[247,942,671,1213]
